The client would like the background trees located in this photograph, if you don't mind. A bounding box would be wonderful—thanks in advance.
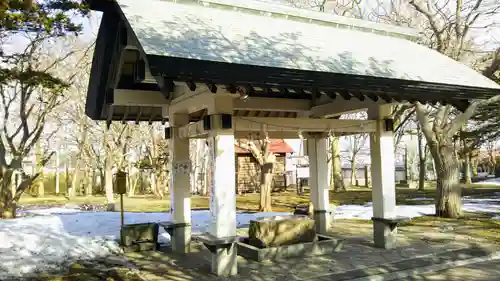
[0,0,88,217]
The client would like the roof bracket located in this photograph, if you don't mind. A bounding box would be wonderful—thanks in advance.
[338,90,351,100]
[325,92,337,100]
[135,108,143,124]
[352,92,365,101]
[367,94,378,102]
[380,94,392,103]
[226,85,237,94]
[156,77,174,99]
[186,81,196,91]
[244,85,255,95]
[279,88,289,95]
[206,83,218,93]
[121,107,129,124]
[393,95,402,103]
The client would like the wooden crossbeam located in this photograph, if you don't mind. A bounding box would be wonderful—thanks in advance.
[178,121,209,139]
[233,117,376,134]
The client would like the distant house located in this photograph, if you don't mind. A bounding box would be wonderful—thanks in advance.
[234,139,294,194]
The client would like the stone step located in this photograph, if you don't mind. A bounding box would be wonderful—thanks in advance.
[311,247,497,281]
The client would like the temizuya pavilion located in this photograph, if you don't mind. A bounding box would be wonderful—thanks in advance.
[85,0,500,276]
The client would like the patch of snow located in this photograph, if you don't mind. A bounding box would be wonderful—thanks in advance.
[408,197,433,201]
[0,210,289,279]
[493,216,500,220]
[2,193,500,279]
[472,177,500,186]
[333,204,435,220]
[333,196,500,220]
[19,207,82,216]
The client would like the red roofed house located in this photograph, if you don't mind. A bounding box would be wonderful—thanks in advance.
[234,139,294,194]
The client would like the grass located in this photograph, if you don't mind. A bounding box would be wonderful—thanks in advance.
[403,212,500,245]
[17,182,500,213]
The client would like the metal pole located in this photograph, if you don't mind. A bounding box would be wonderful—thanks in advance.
[120,193,124,245]
[120,193,124,227]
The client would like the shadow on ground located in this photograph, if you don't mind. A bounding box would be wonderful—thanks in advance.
[120,221,500,281]
[122,239,498,281]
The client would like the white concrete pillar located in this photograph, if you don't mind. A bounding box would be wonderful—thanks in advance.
[368,105,397,249]
[207,134,237,237]
[169,112,192,253]
[307,136,331,234]
[206,95,237,276]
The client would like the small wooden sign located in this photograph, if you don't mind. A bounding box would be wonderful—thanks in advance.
[115,170,127,195]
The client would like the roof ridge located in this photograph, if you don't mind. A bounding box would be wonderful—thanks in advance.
[164,0,418,40]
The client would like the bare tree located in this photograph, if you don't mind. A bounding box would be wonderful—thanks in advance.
[329,135,346,191]
[368,0,500,217]
[416,123,429,190]
[343,133,368,186]
[340,113,368,186]
[407,0,500,218]
[143,125,169,198]
[485,140,497,173]
[238,136,276,212]
[0,36,88,217]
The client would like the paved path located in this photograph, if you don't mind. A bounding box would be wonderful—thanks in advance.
[123,222,500,281]
[406,260,500,281]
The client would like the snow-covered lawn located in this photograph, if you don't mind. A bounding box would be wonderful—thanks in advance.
[0,193,499,279]
[473,177,500,186]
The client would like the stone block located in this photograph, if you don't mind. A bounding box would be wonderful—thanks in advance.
[248,215,316,248]
[237,234,344,261]
[373,220,397,249]
[120,223,159,247]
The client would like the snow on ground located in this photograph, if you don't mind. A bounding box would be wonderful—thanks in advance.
[473,178,500,186]
[0,210,289,279]
[334,194,500,220]
[1,193,499,279]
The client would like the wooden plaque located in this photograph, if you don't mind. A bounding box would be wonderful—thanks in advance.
[115,170,127,195]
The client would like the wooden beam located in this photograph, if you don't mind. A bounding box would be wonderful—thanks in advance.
[169,84,237,115]
[113,89,169,107]
[233,117,376,133]
[310,99,392,118]
[177,120,209,139]
[233,97,311,112]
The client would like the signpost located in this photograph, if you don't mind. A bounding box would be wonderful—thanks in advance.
[115,170,127,244]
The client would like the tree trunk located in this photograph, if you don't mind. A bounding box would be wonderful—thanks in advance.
[65,164,70,195]
[70,166,80,197]
[84,168,93,196]
[418,158,426,191]
[331,136,346,192]
[98,168,104,194]
[55,148,60,195]
[128,173,139,197]
[417,131,426,191]
[34,141,44,196]
[430,143,462,218]
[104,160,115,211]
[150,172,163,198]
[67,154,78,198]
[259,163,273,212]
[404,145,408,181]
[471,157,478,177]
[364,166,370,187]
[201,152,208,196]
[0,170,16,219]
[350,159,357,186]
[463,152,472,184]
